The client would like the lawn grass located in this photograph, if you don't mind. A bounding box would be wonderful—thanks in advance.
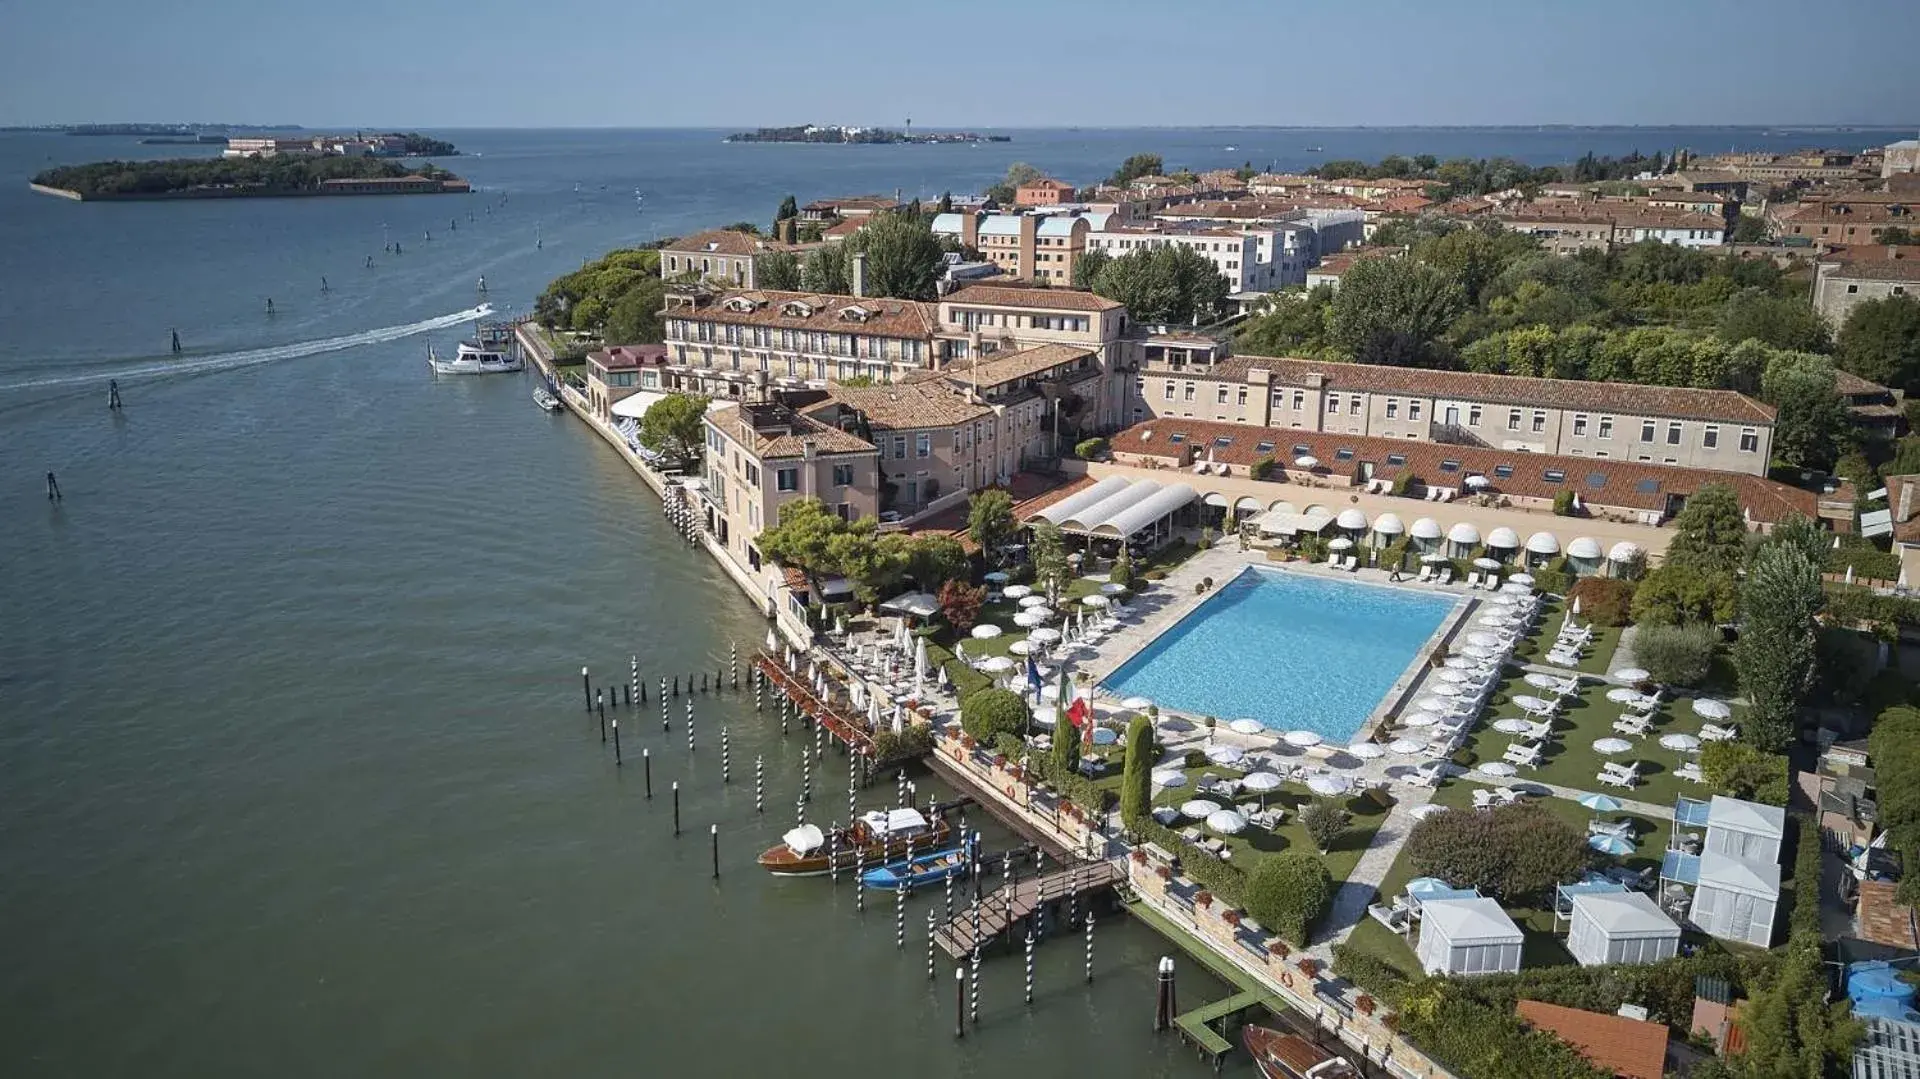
[1511,596,1623,675]
[1454,670,1734,809]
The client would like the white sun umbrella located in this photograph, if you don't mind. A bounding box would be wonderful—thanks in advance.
[1420,552,1450,564]
[765,627,778,651]
[1490,594,1519,608]
[1284,730,1324,749]
[1294,455,1319,469]
[1122,696,1154,711]
[1008,639,1034,656]
[1180,799,1224,819]
[1003,584,1033,599]
[971,623,1003,640]
[1207,809,1249,835]
[1018,594,1050,608]
[1691,699,1732,721]
[1241,770,1285,794]
[1492,717,1533,734]
[980,656,1015,673]
[1606,687,1646,704]
[1509,573,1535,587]
[1388,738,1427,755]
[1151,768,1187,788]
[1463,643,1500,660]
[1327,537,1355,551]
[1410,803,1451,821]
[1476,761,1518,778]
[1346,742,1386,760]
[1513,695,1555,716]
[1400,711,1441,728]
[1307,773,1351,797]
[1028,627,1062,645]
[914,636,929,685]
[1229,718,1266,736]
[1523,673,1565,691]
[1615,668,1651,684]
[1472,557,1502,571]
[1013,610,1047,629]
[1428,682,1464,698]
[1499,581,1531,595]
[1478,613,1517,629]
[1031,705,1058,727]
[1466,631,1506,648]
[1592,737,1634,755]
[1205,744,1246,766]
[1660,733,1702,752]
[1082,594,1110,608]
[1101,582,1128,595]
[1442,656,1481,671]
[1438,669,1472,685]
[1414,695,1457,713]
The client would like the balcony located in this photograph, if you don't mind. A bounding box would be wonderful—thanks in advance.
[1431,422,1491,449]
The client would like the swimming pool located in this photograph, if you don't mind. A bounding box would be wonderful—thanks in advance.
[1101,567,1458,740]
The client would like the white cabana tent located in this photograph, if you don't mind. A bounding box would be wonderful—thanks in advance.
[1567,891,1681,967]
[1372,513,1405,546]
[1410,517,1442,552]
[879,591,939,618]
[1566,536,1603,576]
[1446,521,1481,557]
[1335,508,1369,535]
[1607,541,1643,577]
[1416,897,1524,976]
[1525,531,1561,560]
[1704,795,1786,864]
[1688,851,1781,947]
[1485,527,1520,554]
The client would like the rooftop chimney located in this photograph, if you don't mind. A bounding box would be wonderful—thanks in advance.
[851,252,868,298]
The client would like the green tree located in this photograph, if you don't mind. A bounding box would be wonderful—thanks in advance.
[1735,543,1822,752]
[1762,355,1850,470]
[1631,624,1718,686]
[1731,215,1770,244]
[722,221,760,235]
[937,579,985,632]
[960,688,1030,744]
[1406,802,1586,902]
[1235,285,1334,356]
[905,534,969,588]
[1300,799,1351,853]
[1030,520,1070,600]
[1836,295,1920,394]
[1051,702,1081,774]
[1630,564,1739,626]
[757,498,877,597]
[937,191,953,214]
[636,392,711,466]
[1760,513,1831,570]
[1414,226,1537,305]
[1119,715,1154,831]
[775,194,798,222]
[984,162,1043,205]
[1091,244,1229,325]
[1733,930,1864,1077]
[847,211,944,300]
[1109,152,1164,187]
[1072,247,1111,290]
[967,489,1016,560]
[1326,256,1466,364]
[1243,851,1334,945]
[1699,741,1791,804]
[603,276,667,343]
[1110,545,1134,589]
[1717,288,1831,353]
[1664,484,1749,577]
[801,243,850,293]
[758,249,802,291]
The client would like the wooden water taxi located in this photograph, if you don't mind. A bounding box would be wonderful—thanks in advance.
[1244,1025,1359,1079]
[757,808,951,877]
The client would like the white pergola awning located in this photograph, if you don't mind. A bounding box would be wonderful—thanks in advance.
[1257,510,1332,536]
[1060,481,1165,533]
[1100,483,1197,538]
[1035,476,1132,526]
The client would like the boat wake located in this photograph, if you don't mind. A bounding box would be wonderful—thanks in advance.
[0,304,495,393]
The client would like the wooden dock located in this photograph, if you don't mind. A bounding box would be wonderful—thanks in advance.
[933,860,1121,959]
[753,653,876,757]
[924,746,1081,863]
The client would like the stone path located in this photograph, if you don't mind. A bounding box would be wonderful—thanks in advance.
[1312,786,1435,955]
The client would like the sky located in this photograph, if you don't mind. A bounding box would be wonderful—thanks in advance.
[3,0,1918,129]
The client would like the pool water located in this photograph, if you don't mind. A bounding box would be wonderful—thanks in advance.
[1102,567,1457,739]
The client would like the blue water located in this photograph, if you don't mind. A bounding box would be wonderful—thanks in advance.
[1102,567,1457,739]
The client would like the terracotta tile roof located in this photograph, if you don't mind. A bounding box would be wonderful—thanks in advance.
[817,381,991,430]
[1307,247,1403,278]
[1434,198,1497,216]
[938,344,1097,389]
[1515,1000,1668,1079]
[1225,355,1776,425]
[803,195,899,213]
[1362,193,1435,214]
[682,289,938,340]
[591,344,669,369]
[1017,178,1074,192]
[942,284,1123,312]
[662,228,774,257]
[1822,259,1920,282]
[712,402,875,461]
[1834,369,1893,396]
[1779,200,1919,226]
[1153,199,1332,221]
[1858,880,1920,949]
[822,217,866,239]
[1110,417,1818,525]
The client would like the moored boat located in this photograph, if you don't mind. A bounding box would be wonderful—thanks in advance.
[428,338,524,375]
[859,845,970,890]
[532,385,562,411]
[1244,1025,1359,1079]
[758,808,951,877]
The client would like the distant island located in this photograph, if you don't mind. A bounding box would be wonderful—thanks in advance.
[724,125,1009,145]
[30,155,469,201]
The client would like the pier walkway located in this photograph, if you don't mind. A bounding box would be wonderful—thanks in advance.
[933,860,1120,959]
[752,653,876,757]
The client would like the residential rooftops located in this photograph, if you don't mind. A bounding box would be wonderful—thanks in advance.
[819,381,992,430]
[941,284,1124,312]
[938,343,1097,390]
[681,289,939,339]
[1515,1000,1669,1079]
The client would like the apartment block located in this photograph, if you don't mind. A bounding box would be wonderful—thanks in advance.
[660,283,943,398]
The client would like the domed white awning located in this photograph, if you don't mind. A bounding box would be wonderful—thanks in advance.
[1486,527,1520,549]
[1608,541,1643,562]
[1204,492,1230,507]
[1567,537,1603,560]
[1525,531,1561,555]
[1236,496,1264,512]
[1336,508,1369,531]
[1373,513,1406,535]
[1411,517,1442,540]
[1447,522,1482,545]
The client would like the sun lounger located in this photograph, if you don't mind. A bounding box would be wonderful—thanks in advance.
[1438,567,1454,585]
[1588,818,1634,838]
[1417,565,1435,583]
[1503,743,1543,768]
[1612,714,1652,737]
[1472,788,1497,809]
[1699,723,1738,742]
[1465,571,1482,589]
[1676,762,1705,783]
[1597,770,1638,789]
[1545,650,1582,669]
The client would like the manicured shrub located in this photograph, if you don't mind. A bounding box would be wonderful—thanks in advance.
[1074,436,1108,460]
[1119,715,1154,831]
[1405,802,1585,903]
[960,688,1029,744]
[1552,489,1576,516]
[1633,623,1719,687]
[1250,455,1277,480]
[1244,851,1333,946]
[1699,741,1790,805]
[1301,798,1351,853]
[1566,577,1636,627]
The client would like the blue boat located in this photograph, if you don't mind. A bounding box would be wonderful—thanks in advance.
[859,846,970,891]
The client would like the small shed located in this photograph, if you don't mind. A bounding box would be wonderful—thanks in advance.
[1417,897,1524,976]
[1568,891,1682,967]
[1688,851,1781,947]
[1704,795,1785,865]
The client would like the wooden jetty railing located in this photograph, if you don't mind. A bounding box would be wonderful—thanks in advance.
[752,653,876,756]
[933,860,1121,959]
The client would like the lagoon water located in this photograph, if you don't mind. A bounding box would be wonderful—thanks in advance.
[0,126,1894,1075]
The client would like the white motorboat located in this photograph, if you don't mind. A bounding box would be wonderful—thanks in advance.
[532,385,562,411]
[428,339,523,375]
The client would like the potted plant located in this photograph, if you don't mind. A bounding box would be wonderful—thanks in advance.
[1130,849,1149,865]
[1296,957,1319,978]
[1195,890,1213,910]
[1222,909,1243,927]
[1267,940,1290,959]
[1155,865,1172,881]
[1356,994,1376,1016]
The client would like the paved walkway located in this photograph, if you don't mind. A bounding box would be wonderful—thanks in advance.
[1313,786,1435,955]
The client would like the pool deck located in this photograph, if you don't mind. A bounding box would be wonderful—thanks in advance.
[1085,545,1474,744]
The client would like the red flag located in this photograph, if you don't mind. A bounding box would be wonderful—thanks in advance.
[1068,696,1092,744]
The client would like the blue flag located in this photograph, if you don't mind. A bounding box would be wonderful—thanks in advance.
[1024,654,1042,699]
